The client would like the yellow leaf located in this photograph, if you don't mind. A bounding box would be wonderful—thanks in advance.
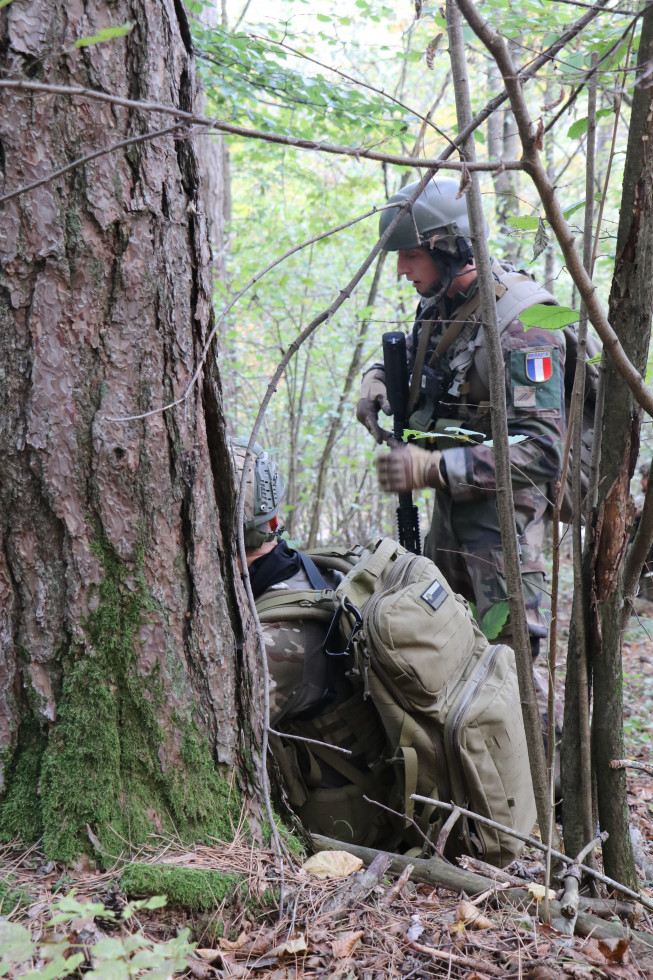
[457,899,493,930]
[302,851,363,879]
[528,883,557,901]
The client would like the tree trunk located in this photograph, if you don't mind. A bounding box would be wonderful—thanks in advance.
[0,0,261,863]
[587,4,653,887]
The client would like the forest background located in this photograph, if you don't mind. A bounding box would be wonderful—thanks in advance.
[3,0,653,967]
[211,0,651,544]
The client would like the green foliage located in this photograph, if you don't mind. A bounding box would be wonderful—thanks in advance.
[507,215,540,231]
[0,877,30,914]
[121,863,244,913]
[567,108,615,140]
[480,602,510,641]
[194,25,409,143]
[519,305,580,330]
[0,892,194,980]
[74,23,133,48]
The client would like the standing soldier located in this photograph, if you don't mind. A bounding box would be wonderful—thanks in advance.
[357,177,566,656]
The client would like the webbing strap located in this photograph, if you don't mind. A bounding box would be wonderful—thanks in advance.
[306,742,378,793]
[399,746,418,822]
[298,552,329,590]
[398,711,422,821]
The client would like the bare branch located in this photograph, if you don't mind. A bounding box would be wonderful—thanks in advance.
[0,78,522,177]
[412,794,653,909]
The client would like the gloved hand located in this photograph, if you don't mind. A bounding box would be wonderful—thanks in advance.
[376,442,447,492]
[356,368,392,444]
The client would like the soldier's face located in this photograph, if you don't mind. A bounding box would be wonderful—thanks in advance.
[396,248,440,295]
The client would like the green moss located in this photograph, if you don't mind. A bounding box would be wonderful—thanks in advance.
[121,863,244,913]
[0,722,46,843]
[9,529,246,863]
[0,878,30,913]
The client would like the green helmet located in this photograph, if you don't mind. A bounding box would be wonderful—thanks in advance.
[228,437,286,549]
[379,177,485,257]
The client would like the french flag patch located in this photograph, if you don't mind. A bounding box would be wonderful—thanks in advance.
[525,350,553,383]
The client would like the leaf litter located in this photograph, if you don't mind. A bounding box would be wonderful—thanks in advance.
[2,586,653,977]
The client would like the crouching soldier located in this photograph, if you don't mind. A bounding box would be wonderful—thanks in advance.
[229,437,536,867]
[229,437,403,850]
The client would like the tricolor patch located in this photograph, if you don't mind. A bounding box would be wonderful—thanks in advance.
[525,350,553,383]
[421,579,448,611]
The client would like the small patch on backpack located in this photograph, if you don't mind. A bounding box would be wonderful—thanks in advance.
[514,385,536,408]
[421,579,448,610]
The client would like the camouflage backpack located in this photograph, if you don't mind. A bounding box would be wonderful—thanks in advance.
[256,537,536,867]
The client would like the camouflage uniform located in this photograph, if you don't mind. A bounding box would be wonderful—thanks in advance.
[260,563,401,847]
[407,275,566,643]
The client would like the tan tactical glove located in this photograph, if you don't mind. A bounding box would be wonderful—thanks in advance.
[356,367,392,444]
[376,442,447,492]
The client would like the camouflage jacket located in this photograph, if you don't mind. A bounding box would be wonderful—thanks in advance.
[407,267,566,504]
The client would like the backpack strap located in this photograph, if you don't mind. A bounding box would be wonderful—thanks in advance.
[298,551,329,590]
[490,261,559,334]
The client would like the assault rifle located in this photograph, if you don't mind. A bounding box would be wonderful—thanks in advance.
[382,331,421,555]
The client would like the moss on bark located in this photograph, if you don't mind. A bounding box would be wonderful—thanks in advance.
[0,532,244,863]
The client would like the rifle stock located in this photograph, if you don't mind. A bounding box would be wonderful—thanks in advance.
[382,331,421,555]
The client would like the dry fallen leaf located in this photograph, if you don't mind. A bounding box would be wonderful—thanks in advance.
[302,851,363,879]
[268,934,308,958]
[219,930,250,951]
[332,929,364,958]
[528,883,557,901]
[598,935,630,964]
[457,899,493,930]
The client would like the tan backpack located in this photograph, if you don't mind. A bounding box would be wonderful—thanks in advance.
[256,537,536,867]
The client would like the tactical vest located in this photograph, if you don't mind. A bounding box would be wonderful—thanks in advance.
[407,261,600,521]
[409,260,560,438]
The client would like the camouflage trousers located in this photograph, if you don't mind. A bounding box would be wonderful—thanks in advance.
[424,484,551,644]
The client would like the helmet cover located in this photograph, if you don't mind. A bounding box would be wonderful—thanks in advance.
[228,437,286,547]
[378,176,487,254]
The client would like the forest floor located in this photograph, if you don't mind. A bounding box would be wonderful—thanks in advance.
[4,572,653,978]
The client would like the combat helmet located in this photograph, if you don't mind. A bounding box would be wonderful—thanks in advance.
[228,437,286,549]
[378,177,487,293]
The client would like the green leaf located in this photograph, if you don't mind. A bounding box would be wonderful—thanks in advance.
[85,959,130,980]
[567,107,614,140]
[562,200,586,219]
[481,602,510,640]
[0,921,34,963]
[587,353,602,364]
[23,953,85,980]
[75,22,133,48]
[519,304,580,330]
[0,0,15,8]
[567,116,589,140]
[92,937,127,960]
[507,215,540,231]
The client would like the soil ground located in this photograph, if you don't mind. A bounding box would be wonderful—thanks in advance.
[3,574,653,978]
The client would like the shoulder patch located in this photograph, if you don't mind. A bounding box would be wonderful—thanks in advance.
[525,349,553,383]
[421,579,448,611]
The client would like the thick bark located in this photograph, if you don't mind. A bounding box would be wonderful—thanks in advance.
[0,0,260,862]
